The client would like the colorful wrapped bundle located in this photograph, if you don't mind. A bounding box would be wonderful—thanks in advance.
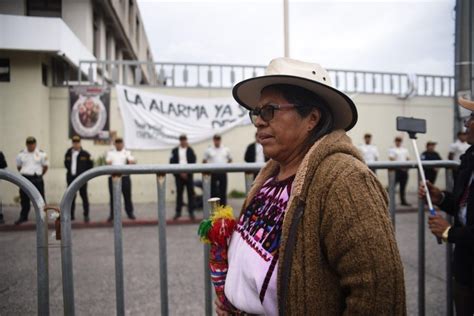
[198,198,237,311]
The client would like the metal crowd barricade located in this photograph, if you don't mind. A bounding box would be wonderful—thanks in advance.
[368,160,458,316]
[58,163,260,316]
[58,161,458,316]
[0,169,50,316]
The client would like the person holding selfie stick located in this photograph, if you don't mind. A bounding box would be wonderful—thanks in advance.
[418,97,474,315]
[397,117,442,244]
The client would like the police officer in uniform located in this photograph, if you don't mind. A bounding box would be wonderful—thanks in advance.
[15,137,49,225]
[64,136,93,222]
[106,138,136,221]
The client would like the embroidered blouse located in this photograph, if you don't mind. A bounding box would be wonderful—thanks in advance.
[225,174,295,315]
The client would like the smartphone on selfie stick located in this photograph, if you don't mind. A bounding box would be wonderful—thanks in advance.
[396,116,442,245]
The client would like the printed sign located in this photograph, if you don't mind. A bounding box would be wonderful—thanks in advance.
[69,86,110,139]
[115,85,250,150]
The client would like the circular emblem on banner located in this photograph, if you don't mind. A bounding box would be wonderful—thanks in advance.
[71,96,107,137]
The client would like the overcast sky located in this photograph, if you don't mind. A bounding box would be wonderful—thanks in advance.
[137,0,455,76]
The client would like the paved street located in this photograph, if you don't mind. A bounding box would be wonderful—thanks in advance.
[0,196,451,315]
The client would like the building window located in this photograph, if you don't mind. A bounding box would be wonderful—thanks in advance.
[0,59,10,82]
[42,63,48,86]
[129,0,134,35]
[27,0,62,18]
[136,16,140,47]
[93,12,100,58]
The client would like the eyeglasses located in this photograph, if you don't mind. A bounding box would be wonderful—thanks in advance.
[249,103,306,124]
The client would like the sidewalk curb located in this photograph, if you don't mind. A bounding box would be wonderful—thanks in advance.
[0,218,203,232]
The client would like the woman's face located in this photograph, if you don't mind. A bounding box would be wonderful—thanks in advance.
[254,87,319,163]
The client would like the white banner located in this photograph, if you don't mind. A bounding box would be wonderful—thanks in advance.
[116,85,251,150]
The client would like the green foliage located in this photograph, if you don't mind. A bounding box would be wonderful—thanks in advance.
[229,189,246,198]
[95,154,107,166]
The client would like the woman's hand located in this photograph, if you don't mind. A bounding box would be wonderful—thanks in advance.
[215,298,230,316]
[418,181,443,205]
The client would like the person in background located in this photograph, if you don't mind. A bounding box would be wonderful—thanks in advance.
[388,136,411,206]
[0,151,7,224]
[216,57,405,315]
[358,133,379,172]
[0,151,6,169]
[420,141,442,184]
[15,137,48,225]
[203,134,232,205]
[64,136,93,222]
[419,97,474,316]
[449,131,470,181]
[170,134,197,221]
[244,132,268,178]
[106,138,136,221]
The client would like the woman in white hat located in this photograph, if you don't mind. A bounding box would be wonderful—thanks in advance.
[216,58,406,315]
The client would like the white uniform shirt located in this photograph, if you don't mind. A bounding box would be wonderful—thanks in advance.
[255,143,265,163]
[178,147,188,164]
[449,140,470,162]
[16,148,49,176]
[106,148,135,166]
[358,144,379,163]
[388,146,410,162]
[71,150,80,176]
[203,146,232,164]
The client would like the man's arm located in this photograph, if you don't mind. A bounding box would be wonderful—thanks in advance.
[16,153,22,172]
[244,144,253,163]
[189,148,197,164]
[227,148,232,163]
[0,152,7,169]
[169,148,177,164]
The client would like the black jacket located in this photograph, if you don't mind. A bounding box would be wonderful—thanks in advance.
[244,142,268,163]
[64,148,93,177]
[439,145,474,287]
[170,147,197,166]
[0,151,7,169]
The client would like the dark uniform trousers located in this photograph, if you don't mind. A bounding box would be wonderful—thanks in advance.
[211,173,227,205]
[395,169,409,204]
[108,176,134,218]
[175,174,194,216]
[67,174,90,219]
[19,175,45,220]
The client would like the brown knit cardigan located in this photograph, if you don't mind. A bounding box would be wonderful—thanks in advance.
[240,130,406,315]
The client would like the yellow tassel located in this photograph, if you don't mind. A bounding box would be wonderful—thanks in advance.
[210,205,235,224]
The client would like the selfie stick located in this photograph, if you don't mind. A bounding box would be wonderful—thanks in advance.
[408,134,442,244]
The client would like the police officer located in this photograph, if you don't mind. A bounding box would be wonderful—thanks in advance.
[170,134,197,220]
[64,136,93,222]
[15,137,48,225]
[106,138,136,221]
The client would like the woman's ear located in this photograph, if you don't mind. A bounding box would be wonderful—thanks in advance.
[307,109,321,132]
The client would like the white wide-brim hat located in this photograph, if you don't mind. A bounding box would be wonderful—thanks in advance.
[232,57,358,131]
[459,96,474,111]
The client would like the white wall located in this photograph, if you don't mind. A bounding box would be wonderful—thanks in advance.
[0,51,51,204]
[0,81,455,206]
[62,0,94,53]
